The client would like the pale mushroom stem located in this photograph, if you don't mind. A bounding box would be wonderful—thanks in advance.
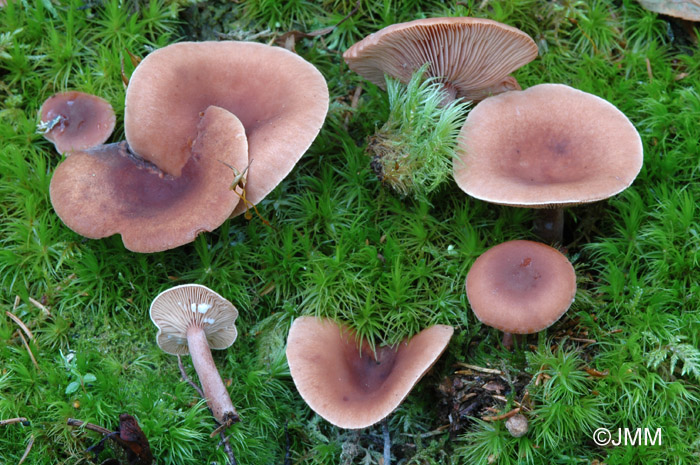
[186,326,239,425]
[533,208,564,245]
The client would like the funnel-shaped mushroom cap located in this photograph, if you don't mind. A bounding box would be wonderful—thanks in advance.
[124,41,329,216]
[466,240,576,334]
[343,17,538,101]
[39,91,116,154]
[454,83,643,208]
[286,317,453,429]
[49,105,247,252]
[150,284,239,355]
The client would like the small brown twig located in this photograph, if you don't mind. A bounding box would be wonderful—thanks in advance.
[17,330,40,370]
[584,367,609,378]
[28,297,52,317]
[218,433,237,465]
[18,434,34,465]
[482,407,521,422]
[0,417,28,426]
[455,362,503,375]
[5,311,35,341]
[67,418,113,435]
[177,355,205,398]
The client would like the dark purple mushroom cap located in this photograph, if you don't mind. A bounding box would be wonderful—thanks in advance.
[466,240,576,334]
[286,316,454,429]
[49,105,247,252]
[39,91,116,155]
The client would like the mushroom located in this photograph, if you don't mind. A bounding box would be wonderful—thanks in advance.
[150,284,240,425]
[49,106,247,253]
[38,91,116,155]
[123,41,329,217]
[637,0,700,21]
[343,17,538,103]
[454,83,643,243]
[465,240,576,347]
[49,41,329,251]
[286,316,454,429]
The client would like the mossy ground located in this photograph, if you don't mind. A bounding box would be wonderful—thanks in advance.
[1,0,699,464]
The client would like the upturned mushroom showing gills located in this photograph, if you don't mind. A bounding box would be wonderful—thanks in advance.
[150,284,239,425]
[465,240,576,347]
[49,41,329,252]
[38,91,116,155]
[286,316,454,429]
[454,83,643,244]
[343,17,538,103]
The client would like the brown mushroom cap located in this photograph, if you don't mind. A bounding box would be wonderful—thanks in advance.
[343,17,538,101]
[286,316,454,429]
[39,91,116,155]
[124,41,329,216]
[150,284,239,355]
[637,0,700,21]
[49,105,247,252]
[454,83,643,208]
[466,240,576,334]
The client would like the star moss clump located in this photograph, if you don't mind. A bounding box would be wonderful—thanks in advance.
[368,65,470,201]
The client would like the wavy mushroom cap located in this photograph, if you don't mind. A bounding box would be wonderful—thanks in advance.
[49,106,247,252]
[39,91,116,154]
[286,316,454,429]
[124,41,329,216]
[454,83,643,208]
[466,240,576,334]
[150,284,239,356]
[343,17,538,101]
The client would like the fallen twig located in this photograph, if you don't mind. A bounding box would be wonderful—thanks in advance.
[177,355,205,398]
[16,330,40,370]
[67,418,112,435]
[0,417,28,427]
[18,434,34,465]
[482,407,521,422]
[28,297,52,317]
[5,311,35,341]
[455,362,503,375]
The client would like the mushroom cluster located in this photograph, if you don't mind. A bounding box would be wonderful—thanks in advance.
[46,41,329,252]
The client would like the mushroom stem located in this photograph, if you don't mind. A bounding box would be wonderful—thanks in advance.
[533,208,564,244]
[186,326,239,425]
[382,418,392,465]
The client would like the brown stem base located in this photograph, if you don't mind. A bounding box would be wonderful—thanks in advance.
[533,208,564,245]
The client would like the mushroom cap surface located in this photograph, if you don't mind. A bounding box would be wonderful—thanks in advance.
[454,83,643,208]
[40,91,116,154]
[150,284,239,355]
[286,316,453,429]
[124,41,329,216]
[466,240,576,334]
[343,17,538,101]
[49,105,247,252]
[637,0,700,21]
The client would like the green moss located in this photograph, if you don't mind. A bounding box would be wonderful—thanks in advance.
[1,0,699,463]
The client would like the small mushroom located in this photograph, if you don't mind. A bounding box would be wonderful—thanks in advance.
[454,83,643,243]
[343,17,538,103]
[38,91,115,155]
[465,240,576,347]
[150,284,239,425]
[286,316,454,429]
